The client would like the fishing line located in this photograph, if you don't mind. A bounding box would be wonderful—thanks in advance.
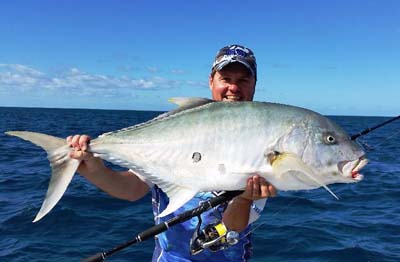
[362,129,400,151]
[82,115,399,261]
[352,115,400,153]
[241,197,300,239]
[357,139,374,152]
[350,115,400,140]
[243,115,400,240]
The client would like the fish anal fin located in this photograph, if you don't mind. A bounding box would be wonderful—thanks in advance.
[157,184,197,218]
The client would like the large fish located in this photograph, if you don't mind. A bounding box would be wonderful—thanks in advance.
[6,98,368,222]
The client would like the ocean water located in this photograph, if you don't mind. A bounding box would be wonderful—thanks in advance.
[0,107,399,262]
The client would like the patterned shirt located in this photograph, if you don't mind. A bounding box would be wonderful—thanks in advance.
[150,185,266,262]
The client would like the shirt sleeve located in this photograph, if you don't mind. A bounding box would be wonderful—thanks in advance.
[248,198,267,224]
[128,169,154,188]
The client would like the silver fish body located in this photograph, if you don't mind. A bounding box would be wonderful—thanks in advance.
[6,98,368,221]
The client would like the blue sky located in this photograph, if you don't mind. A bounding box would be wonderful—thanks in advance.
[0,0,399,116]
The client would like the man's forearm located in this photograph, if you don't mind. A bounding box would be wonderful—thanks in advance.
[222,196,252,232]
[79,158,150,201]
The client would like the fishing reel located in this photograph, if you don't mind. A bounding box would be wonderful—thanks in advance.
[190,215,240,255]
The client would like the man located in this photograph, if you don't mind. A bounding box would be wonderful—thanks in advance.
[68,44,276,261]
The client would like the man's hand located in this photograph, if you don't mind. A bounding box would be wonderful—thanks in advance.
[67,134,92,159]
[222,175,276,232]
[239,175,277,201]
[66,135,104,175]
[66,134,149,201]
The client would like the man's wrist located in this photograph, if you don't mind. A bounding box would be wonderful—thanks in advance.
[234,195,253,205]
[81,157,106,177]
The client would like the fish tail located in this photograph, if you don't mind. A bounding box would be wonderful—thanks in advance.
[5,131,81,222]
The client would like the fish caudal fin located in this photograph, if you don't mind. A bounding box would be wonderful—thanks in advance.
[6,131,80,222]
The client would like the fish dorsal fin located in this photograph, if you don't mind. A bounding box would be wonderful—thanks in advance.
[269,151,339,200]
[151,97,213,122]
[168,97,214,108]
[100,98,213,138]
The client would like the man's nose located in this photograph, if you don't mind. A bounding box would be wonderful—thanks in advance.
[228,83,239,92]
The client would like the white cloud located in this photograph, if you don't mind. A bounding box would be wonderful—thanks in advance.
[171,69,186,74]
[0,64,189,97]
[147,66,159,73]
[0,64,46,91]
[185,80,208,88]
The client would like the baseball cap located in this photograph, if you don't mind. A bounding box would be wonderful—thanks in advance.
[211,44,257,79]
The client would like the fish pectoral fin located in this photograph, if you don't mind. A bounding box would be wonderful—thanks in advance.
[268,151,311,175]
[157,185,197,218]
[269,151,339,200]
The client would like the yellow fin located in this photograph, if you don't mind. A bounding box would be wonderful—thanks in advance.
[270,152,339,200]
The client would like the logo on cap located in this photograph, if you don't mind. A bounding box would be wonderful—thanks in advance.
[211,45,257,78]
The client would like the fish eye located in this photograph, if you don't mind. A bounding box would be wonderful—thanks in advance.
[324,134,337,144]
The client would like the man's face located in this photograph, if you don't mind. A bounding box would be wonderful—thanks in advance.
[209,63,256,102]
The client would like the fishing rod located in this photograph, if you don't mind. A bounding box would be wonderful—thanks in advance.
[350,115,400,140]
[82,190,243,262]
[83,115,399,261]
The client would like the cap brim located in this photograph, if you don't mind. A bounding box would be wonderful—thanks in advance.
[214,59,255,76]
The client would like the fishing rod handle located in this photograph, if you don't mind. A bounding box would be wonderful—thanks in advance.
[177,190,244,219]
[133,191,244,246]
[81,190,243,261]
[209,191,243,206]
[137,222,170,242]
[137,191,244,239]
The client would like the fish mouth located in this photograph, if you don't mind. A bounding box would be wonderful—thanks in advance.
[338,156,368,181]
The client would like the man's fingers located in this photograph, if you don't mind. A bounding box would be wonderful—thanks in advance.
[71,135,81,149]
[69,150,92,160]
[69,150,84,159]
[260,182,277,198]
[246,178,254,196]
[253,176,277,198]
[252,176,260,197]
[67,134,91,151]
[66,136,73,145]
[257,176,269,197]
[79,135,91,151]
[238,178,253,201]
[260,183,270,197]
[240,175,277,201]
[268,184,277,197]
